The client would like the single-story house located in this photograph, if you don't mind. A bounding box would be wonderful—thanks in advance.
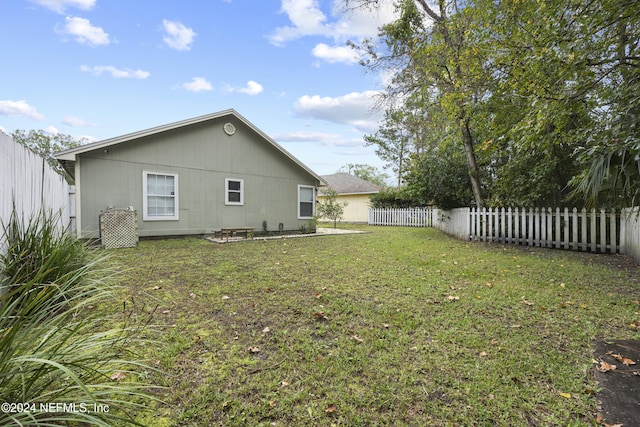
[55,109,325,239]
[318,173,381,223]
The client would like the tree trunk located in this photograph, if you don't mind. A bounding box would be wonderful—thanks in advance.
[460,117,484,208]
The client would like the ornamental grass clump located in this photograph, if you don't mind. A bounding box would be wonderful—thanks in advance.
[0,207,159,426]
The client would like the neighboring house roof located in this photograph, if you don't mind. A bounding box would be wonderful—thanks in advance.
[319,173,381,196]
[55,109,325,185]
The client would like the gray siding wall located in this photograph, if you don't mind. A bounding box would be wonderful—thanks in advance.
[77,119,316,238]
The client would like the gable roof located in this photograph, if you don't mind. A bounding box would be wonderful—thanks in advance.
[319,173,381,195]
[55,109,325,184]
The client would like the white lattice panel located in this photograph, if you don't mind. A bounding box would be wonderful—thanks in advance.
[100,209,138,249]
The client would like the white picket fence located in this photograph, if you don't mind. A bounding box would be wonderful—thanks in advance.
[369,206,640,262]
[368,207,434,227]
[0,131,71,253]
[470,207,624,252]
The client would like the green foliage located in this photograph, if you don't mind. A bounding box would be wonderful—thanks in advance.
[571,139,640,208]
[317,188,348,228]
[337,164,389,188]
[369,186,417,208]
[348,0,640,208]
[297,217,318,234]
[11,129,84,181]
[490,143,581,208]
[362,101,428,186]
[0,207,158,425]
[404,143,475,209]
[1,207,86,288]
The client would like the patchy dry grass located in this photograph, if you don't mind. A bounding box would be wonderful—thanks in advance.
[101,225,640,426]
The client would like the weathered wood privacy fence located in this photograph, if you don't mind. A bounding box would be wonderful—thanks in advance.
[0,132,72,253]
[369,207,640,263]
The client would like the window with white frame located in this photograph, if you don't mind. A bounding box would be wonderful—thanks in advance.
[143,171,178,220]
[225,178,244,205]
[298,185,315,219]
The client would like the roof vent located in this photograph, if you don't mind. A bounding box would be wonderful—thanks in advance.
[223,122,236,135]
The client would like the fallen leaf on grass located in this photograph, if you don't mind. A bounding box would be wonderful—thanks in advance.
[559,392,572,399]
[262,327,270,334]
[189,292,196,298]
[110,371,126,381]
[485,282,493,289]
[325,404,337,413]
[607,351,636,366]
[312,311,328,321]
[248,346,260,353]
[315,293,322,299]
[595,361,617,373]
[596,413,623,427]
[350,334,363,343]
[521,297,534,306]
[447,295,460,301]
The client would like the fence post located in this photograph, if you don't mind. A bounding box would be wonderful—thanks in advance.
[563,208,569,249]
[619,208,627,254]
[507,207,512,244]
[611,208,617,254]
[600,208,606,253]
[590,208,597,252]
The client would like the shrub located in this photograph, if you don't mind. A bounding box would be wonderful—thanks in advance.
[0,207,158,426]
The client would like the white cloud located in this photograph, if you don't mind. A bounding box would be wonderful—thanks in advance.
[182,77,213,92]
[269,0,331,46]
[225,80,264,96]
[29,0,95,14]
[269,0,396,46]
[162,20,196,51]
[271,130,360,147]
[77,135,97,144]
[61,16,109,46]
[312,43,359,64]
[293,91,382,132]
[63,116,89,127]
[0,100,44,120]
[237,81,264,95]
[44,126,60,134]
[80,65,150,79]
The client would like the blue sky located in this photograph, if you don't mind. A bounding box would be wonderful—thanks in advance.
[0,0,397,177]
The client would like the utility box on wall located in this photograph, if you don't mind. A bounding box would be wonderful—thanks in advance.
[99,208,138,249]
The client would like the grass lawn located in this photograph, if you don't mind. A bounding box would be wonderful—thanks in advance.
[103,225,639,426]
